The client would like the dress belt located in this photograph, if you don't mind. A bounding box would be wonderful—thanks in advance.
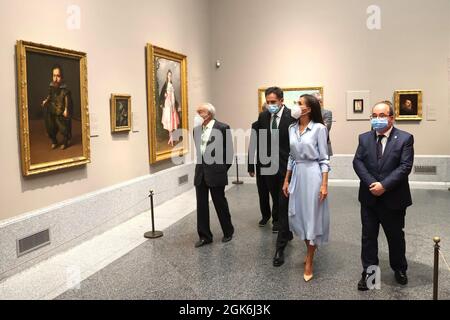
[288,159,319,217]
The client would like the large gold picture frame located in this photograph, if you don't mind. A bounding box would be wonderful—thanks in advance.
[146,44,189,164]
[110,94,132,133]
[258,86,324,112]
[16,40,90,177]
[394,90,423,121]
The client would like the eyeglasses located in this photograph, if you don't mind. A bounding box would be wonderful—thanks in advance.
[370,114,392,120]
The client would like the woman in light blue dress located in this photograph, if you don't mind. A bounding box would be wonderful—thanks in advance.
[282,94,330,282]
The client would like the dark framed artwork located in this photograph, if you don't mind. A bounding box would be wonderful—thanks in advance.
[353,99,364,113]
[110,94,131,133]
[146,44,189,164]
[16,40,90,176]
[395,90,422,121]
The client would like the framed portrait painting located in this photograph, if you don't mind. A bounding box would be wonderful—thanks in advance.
[394,90,422,121]
[110,94,131,133]
[346,90,371,120]
[353,99,364,113]
[16,40,90,177]
[258,87,324,113]
[146,44,189,164]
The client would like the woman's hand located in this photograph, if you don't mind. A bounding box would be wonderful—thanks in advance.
[319,185,328,203]
[282,180,290,198]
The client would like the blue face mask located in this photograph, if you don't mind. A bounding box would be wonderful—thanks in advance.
[268,104,280,114]
[371,118,389,131]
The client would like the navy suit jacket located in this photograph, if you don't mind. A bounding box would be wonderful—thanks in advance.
[353,127,414,210]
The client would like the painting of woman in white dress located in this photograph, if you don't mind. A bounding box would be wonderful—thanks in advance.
[146,44,189,164]
[159,70,180,146]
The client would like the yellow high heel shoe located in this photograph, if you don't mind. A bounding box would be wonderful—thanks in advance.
[303,273,314,282]
[304,258,314,282]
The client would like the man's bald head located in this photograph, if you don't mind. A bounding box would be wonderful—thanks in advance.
[372,101,394,117]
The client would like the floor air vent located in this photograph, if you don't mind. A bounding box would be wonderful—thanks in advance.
[17,229,51,257]
[414,165,437,175]
[178,174,189,185]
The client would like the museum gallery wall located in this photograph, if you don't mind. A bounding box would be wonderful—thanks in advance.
[210,0,450,156]
[0,0,212,221]
[1,0,450,222]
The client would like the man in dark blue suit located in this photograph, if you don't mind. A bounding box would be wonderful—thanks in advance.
[353,101,414,291]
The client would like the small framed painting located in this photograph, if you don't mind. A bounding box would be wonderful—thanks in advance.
[111,94,131,133]
[353,99,364,113]
[346,90,371,120]
[395,90,422,121]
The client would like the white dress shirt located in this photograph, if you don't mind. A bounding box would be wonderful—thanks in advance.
[201,119,216,155]
[270,106,285,133]
[376,126,393,155]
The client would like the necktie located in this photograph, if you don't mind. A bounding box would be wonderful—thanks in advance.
[272,115,278,131]
[376,135,385,160]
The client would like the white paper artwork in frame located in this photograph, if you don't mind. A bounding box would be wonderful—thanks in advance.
[346,90,371,120]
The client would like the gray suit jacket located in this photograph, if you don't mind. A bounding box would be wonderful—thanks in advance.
[322,109,333,157]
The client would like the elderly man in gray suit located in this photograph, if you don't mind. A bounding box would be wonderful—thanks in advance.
[314,92,333,157]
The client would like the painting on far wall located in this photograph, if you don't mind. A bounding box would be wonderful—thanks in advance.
[146,44,189,164]
[110,94,132,133]
[394,90,423,121]
[346,90,371,121]
[258,87,324,113]
[353,99,364,113]
[16,40,90,177]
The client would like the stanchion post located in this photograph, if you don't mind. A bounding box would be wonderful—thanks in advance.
[144,190,164,239]
[433,237,440,300]
[232,155,244,185]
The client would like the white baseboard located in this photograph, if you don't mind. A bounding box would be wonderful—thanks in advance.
[0,163,195,281]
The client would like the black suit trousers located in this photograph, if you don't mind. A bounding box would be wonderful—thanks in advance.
[196,177,234,242]
[360,201,408,273]
[256,173,280,223]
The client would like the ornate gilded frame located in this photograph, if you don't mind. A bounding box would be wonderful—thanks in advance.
[394,90,423,121]
[146,44,189,164]
[258,86,324,112]
[16,40,90,176]
[110,94,132,133]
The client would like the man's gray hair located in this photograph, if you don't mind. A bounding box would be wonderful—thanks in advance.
[199,102,216,117]
[373,100,394,116]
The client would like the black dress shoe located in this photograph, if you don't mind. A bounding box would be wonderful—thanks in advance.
[258,218,269,227]
[288,232,294,241]
[273,250,285,267]
[195,239,212,248]
[222,235,233,243]
[272,222,280,233]
[357,273,369,291]
[394,271,408,285]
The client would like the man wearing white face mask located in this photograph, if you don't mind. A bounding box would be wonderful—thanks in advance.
[255,87,296,267]
[353,101,414,291]
[193,103,234,248]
